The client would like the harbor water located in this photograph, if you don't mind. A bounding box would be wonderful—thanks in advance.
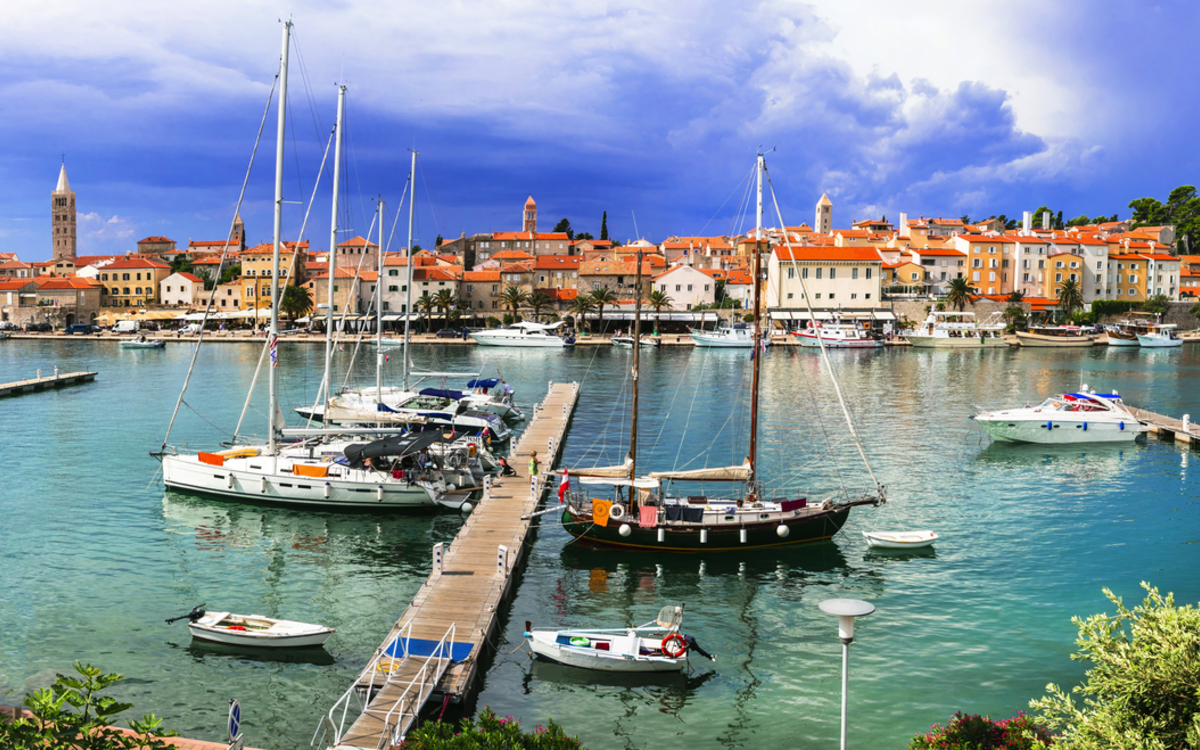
[2,338,1199,748]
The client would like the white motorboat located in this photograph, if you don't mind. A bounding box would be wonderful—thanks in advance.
[1138,324,1183,348]
[121,335,166,349]
[689,322,766,348]
[525,604,714,673]
[973,387,1145,444]
[296,390,513,443]
[471,321,575,347]
[168,606,334,649]
[906,311,1006,348]
[611,335,660,348]
[791,317,882,348]
[863,530,938,549]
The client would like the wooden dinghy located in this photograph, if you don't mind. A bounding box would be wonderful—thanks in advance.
[167,606,334,649]
[525,604,714,673]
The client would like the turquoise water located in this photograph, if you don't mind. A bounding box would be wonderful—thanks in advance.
[2,339,1199,748]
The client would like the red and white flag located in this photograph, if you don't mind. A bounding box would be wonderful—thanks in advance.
[558,469,569,504]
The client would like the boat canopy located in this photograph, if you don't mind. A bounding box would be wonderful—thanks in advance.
[343,430,468,467]
[419,387,464,400]
[511,321,565,330]
[467,378,501,388]
[649,458,751,482]
[570,455,633,478]
[577,476,660,489]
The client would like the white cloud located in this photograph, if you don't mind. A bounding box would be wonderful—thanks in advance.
[78,212,136,246]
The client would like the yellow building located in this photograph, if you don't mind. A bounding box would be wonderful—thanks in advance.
[97,257,172,307]
[240,241,307,310]
[1042,252,1085,301]
[1107,254,1149,301]
[951,234,1016,296]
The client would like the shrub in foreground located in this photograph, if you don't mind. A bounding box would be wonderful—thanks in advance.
[0,661,175,750]
[910,711,1054,749]
[401,707,584,750]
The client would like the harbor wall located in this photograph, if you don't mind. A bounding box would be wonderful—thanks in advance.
[889,299,1011,326]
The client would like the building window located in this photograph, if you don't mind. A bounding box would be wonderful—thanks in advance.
[802,267,809,279]
[829,268,836,279]
[787,292,793,300]
[123,273,130,281]
[389,285,398,292]
[1055,273,1062,282]
[851,293,857,299]
[865,293,871,299]
[675,285,681,292]
[815,268,822,280]
[852,267,859,280]
[686,284,693,292]
[973,258,981,268]
[787,267,795,280]
[865,268,872,279]
[1129,288,1137,296]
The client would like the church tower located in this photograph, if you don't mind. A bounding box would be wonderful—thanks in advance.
[523,196,537,233]
[230,213,246,251]
[52,162,77,261]
[815,193,832,235]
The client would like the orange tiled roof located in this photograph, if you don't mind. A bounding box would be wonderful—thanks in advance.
[775,247,884,262]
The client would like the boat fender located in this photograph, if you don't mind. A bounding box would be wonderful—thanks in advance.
[618,523,632,537]
[609,504,625,520]
[1046,421,1053,430]
[776,524,790,538]
[1119,421,1125,431]
[661,634,687,658]
[1083,422,1087,431]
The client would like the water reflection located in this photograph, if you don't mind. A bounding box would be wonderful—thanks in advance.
[975,441,1132,468]
[524,661,716,717]
[171,638,337,666]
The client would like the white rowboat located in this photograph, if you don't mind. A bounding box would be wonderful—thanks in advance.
[181,610,335,648]
[525,604,714,673]
[862,530,938,549]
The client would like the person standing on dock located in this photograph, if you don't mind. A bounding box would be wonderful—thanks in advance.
[528,451,540,477]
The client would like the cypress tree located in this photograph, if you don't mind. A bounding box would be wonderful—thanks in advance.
[600,211,608,241]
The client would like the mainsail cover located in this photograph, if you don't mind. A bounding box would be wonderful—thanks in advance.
[649,458,751,481]
[571,454,633,478]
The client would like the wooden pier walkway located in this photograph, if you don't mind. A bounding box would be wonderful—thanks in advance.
[1130,406,1200,445]
[316,381,581,750]
[0,371,97,398]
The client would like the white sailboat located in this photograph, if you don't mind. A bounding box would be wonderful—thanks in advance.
[158,29,445,510]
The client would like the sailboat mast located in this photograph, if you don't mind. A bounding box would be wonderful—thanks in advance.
[376,199,385,426]
[321,84,345,425]
[402,150,417,391]
[630,249,642,480]
[268,20,291,455]
[748,153,764,485]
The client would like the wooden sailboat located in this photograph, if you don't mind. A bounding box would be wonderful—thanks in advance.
[559,154,884,551]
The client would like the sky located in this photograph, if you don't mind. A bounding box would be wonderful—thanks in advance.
[3,0,1199,261]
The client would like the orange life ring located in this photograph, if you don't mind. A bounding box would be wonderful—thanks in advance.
[661,634,687,658]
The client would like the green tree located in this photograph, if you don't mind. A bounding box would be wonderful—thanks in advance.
[574,232,594,241]
[568,295,595,332]
[960,214,971,225]
[435,234,443,247]
[944,277,978,312]
[647,289,673,334]
[402,706,584,750]
[218,263,241,286]
[170,256,193,275]
[1056,278,1084,317]
[500,286,529,322]
[1031,583,1200,749]
[1055,210,1063,229]
[1007,290,1025,304]
[1140,293,1170,316]
[1190,301,1200,322]
[527,291,553,321]
[0,662,176,750]
[1002,305,1028,333]
[415,293,435,332]
[552,218,574,240]
[433,288,456,326]
[713,278,727,305]
[194,270,215,291]
[589,287,619,334]
[600,211,608,241]
[279,284,313,324]
[1032,206,1053,229]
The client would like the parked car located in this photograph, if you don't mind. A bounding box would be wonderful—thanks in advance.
[24,322,53,332]
[65,323,98,334]
[436,327,468,339]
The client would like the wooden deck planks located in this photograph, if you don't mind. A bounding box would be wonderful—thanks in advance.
[330,381,580,750]
[1130,406,1200,445]
[0,371,97,398]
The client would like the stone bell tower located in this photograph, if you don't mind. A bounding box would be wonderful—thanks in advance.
[523,196,537,233]
[52,162,77,262]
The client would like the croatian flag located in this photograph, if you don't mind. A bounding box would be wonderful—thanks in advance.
[270,335,278,368]
[558,468,569,504]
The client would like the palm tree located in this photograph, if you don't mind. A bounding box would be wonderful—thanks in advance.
[528,291,553,321]
[568,295,596,332]
[433,288,456,326]
[500,286,530,323]
[590,287,619,334]
[1006,290,1025,304]
[280,284,312,325]
[944,277,978,312]
[415,293,435,333]
[647,289,673,334]
[1056,279,1084,318]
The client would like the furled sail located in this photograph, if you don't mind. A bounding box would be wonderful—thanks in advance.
[648,458,751,481]
[571,454,633,478]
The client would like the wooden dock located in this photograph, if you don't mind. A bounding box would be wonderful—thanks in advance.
[0,371,97,398]
[315,381,581,750]
[1130,406,1200,445]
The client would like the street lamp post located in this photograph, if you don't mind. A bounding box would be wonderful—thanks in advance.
[819,598,876,750]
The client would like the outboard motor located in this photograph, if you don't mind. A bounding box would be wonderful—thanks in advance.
[684,634,715,662]
[165,606,206,624]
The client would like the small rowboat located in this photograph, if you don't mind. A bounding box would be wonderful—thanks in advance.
[525,604,714,673]
[167,606,334,649]
[863,530,938,549]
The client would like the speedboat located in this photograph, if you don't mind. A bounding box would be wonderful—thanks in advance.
[470,321,575,347]
[611,335,660,348]
[525,604,713,673]
[121,335,166,349]
[906,311,1006,348]
[168,606,334,649]
[973,387,1145,444]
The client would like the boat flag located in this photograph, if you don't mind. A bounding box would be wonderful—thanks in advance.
[558,468,569,503]
[270,335,278,368]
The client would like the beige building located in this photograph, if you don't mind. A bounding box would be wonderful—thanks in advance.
[160,272,205,307]
[240,241,307,310]
[767,247,883,309]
